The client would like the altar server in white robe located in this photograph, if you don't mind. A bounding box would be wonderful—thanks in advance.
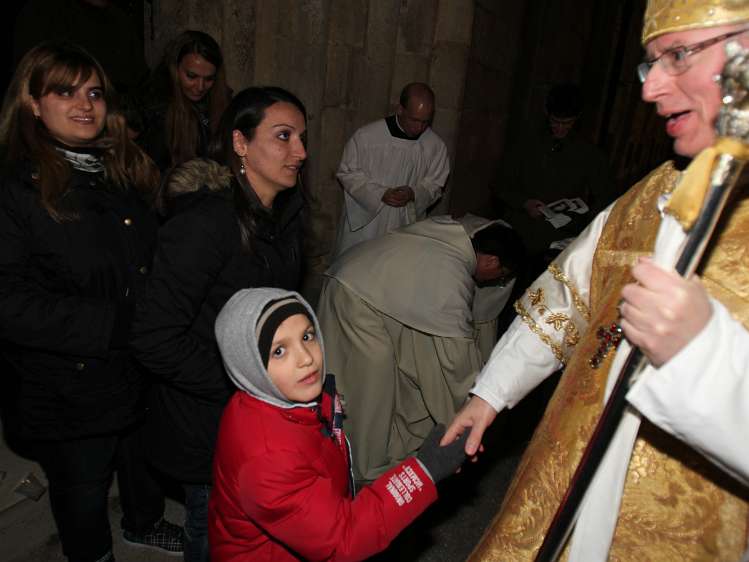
[331,82,450,258]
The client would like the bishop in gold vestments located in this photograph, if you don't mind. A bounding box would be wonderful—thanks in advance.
[446,1,749,560]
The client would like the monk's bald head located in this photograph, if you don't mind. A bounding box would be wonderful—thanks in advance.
[397,82,435,138]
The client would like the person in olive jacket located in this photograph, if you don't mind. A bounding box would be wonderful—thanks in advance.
[130,86,307,562]
[0,42,181,562]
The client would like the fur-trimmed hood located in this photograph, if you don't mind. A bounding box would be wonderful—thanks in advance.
[159,157,305,233]
[163,157,233,198]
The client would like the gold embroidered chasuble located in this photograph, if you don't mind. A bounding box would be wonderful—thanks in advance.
[471,161,749,561]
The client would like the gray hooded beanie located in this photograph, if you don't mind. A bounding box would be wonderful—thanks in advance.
[215,288,325,409]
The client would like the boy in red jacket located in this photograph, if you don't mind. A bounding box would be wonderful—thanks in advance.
[209,288,467,561]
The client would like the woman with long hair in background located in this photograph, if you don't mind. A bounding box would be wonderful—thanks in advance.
[130,29,231,172]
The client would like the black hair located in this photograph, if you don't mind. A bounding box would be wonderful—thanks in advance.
[545,83,583,119]
[471,222,526,279]
[256,297,313,368]
[211,86,306,167]
[210,86,307,251]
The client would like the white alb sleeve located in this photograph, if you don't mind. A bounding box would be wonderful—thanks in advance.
[628,298,749,486]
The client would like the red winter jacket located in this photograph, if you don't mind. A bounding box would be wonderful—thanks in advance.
[209,391,437,561]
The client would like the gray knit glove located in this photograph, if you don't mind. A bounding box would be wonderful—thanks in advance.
[416,424,469,483]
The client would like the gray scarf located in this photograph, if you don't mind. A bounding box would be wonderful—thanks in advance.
[56,147,105,173]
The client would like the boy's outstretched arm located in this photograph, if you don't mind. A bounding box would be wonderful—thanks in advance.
[241,449,438,562]
[442,396,498,456]
[416,424,469,482]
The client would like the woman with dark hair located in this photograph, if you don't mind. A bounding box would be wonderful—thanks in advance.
[0,41,182,562]
[131,86,307,562]
[131,30,231,172]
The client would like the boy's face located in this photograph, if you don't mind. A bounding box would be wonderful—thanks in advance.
[266,313,323,403]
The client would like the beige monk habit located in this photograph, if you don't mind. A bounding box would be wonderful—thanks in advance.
[317,216,513,481]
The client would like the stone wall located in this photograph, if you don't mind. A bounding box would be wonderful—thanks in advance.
[144,0,474,300]
[144,0,663,301]
[448,1,527,216]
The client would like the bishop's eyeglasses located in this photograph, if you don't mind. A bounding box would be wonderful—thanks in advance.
[637,28,749,83]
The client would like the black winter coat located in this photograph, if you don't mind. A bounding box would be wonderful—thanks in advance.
[0,163,157,441]
[130,159,304,483]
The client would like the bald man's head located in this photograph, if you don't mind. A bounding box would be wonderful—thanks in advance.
[396,82,435,138]
[399,82,434,108]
